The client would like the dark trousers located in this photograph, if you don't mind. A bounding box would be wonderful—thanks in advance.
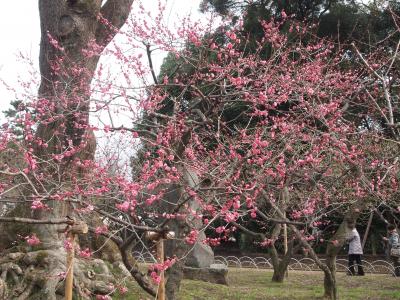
[391,256,400,277]
[348,254,364,275]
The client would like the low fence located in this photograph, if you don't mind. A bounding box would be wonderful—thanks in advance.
[133,252,397,275]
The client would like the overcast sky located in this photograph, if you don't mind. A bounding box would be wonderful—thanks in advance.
[0,0,203,118]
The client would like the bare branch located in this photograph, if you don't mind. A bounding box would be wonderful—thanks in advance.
[146,43,158,85]
[88,226,123,246]
[352,43,395,127]
[231,221,265,239]
[93,206,163,233]
[0,217,74,225]
[120,246,157,296]
[255,208,305,226]
[110,125,157,139]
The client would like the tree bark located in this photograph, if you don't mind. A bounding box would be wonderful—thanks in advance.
[271,264,287,283]
[260,189,337,298]
[323,205,364,299]
[33,0,134,247]
[0,1,139,299]
[271,249,291,282]
[271,238,297,283]
[120,242,157,297]
[162,182,191,300]
[324,251,338,300]
[268,223,294,283]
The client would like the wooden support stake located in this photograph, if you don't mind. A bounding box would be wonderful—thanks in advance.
[146,230,174,300]
[282,189,289,278]
[283,223,288,254]
[156,239,165,300]
[65,231,75,300]
[283,216,288,278]
[362,211,374,250]
[64,221,88,300]
[282,189,289,256]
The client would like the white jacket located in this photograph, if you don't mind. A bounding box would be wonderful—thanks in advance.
[347,229,363,255]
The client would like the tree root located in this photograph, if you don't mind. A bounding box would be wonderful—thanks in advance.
[0,249,123,299]
[0,278,7,299]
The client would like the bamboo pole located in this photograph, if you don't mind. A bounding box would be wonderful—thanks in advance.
[362,211,374,250]
[65,232,75,300]
[64,221,88,300]
[283,219,288,254]
[282,188,289,278]
[146,230,174,300]
[282,189,289,255]
[283,213,288,278]
[156,239,165,300]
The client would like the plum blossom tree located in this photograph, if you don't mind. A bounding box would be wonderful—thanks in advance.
[126,14,373,299]
[0,1,399,300]
[132,10,399,299]
[321,7,400,298]
[0,0,156,298]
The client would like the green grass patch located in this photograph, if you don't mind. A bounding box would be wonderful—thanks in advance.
[115,269,400,300]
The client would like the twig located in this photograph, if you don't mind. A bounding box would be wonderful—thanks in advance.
[0,217,74,225]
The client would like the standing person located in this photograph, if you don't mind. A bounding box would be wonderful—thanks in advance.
[346,226,365,276]
[383,224,400,277]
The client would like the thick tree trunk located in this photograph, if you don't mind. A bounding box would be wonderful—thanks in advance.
[161,168,201,299]
[32,0,134,247]
[27,0,136,243]
[271,263,287,283]
[271,241,295,283]
[34,0,102,246]
[324,224,345,299]
[324,254,338,300]
[270,247,284,283]
[0,1,136,299]
[268,223,294,283]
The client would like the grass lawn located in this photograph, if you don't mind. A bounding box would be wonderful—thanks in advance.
[115,269,400,300]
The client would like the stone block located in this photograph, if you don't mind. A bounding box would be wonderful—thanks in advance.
[183,264,228,285]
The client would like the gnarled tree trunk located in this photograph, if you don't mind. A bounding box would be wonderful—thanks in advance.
[270,239,296,283]
[268,223,296,283]
[34,0,134,246]
[0,1,136,299]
